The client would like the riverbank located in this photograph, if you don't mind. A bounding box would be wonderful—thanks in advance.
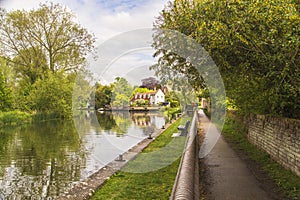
[0,110,71,128]
[58,116,189,199]
[0,110,33,127]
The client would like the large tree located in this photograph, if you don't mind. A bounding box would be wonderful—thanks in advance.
[153,0,300,118]
[0,3,95,77]
[28,72,73,118]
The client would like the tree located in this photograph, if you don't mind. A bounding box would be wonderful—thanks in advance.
[153,0,300,119]
[141,77,160,90]
[111,77,133,107]
[0,57,13,111]
[130,87,154,98]
[29,72,73,118]
[0,3,95,76]
[0,72,12,111]
[94,83,113,109]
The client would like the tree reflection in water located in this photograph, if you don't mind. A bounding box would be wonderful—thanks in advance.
[0,111,165,199]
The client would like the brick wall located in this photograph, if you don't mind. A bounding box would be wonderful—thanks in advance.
[247,115,300,177]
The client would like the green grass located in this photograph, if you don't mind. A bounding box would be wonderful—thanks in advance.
[91,116,191,200]
[222,113,300,199]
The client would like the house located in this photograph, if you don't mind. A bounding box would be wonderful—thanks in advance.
[150,89,165,105]
[131,89,165,105]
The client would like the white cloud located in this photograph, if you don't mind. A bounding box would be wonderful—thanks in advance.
[0,0,168,84]
[0,0,167,42]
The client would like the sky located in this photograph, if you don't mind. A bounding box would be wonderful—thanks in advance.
[0,0,169,85]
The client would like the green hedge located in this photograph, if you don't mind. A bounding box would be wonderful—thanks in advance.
[0,111,32,126]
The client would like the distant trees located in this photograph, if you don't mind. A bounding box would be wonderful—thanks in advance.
[0,72,12,111]
[130,87,153,98]
[111,77,133,107]
[94,83,113,109]
[93,77,133,109]
[29,72,73,118]
[153,0,300,118]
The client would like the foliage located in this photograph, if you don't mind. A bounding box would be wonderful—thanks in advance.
[153,0,300,119]
[0,3,96,120]
[111,77,133,107]
[0,57,13,111]
[222,112,300,199]
[0,110,32,126]
[130,87,154,98]
[93,83,113,109]
[0,2,95,75]
[141,77,160,90]
[72,72,93,110]
[165,107,181,120]
[28,72,73,118]
[133,99,149,106]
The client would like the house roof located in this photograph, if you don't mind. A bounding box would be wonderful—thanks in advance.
[131,89,165,102]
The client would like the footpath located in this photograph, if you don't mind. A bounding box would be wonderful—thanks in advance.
[198,111,273,200]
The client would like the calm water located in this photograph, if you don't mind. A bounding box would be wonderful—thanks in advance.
[0,111,165,199]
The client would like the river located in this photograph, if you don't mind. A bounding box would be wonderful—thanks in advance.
[0,111,166,199]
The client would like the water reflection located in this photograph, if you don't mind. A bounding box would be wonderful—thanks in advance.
[0,121,84,199]
[0,111,165,199]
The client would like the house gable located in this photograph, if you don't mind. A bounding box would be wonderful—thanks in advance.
[131,89,165,105]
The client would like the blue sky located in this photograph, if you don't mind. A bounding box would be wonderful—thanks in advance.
[0,0,169,85]
[0,0,167,43]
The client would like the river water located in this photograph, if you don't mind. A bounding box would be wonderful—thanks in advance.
[0,111,166,199]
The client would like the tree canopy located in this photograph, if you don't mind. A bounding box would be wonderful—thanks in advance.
[111,77,133,107]
[141,77,160,90]
[93,83,113,109]
[0,3,96,117]
[0,3,95,76]
[153,0,300,119]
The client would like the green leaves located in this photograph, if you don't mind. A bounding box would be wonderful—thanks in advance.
[94,84,113,109]
[153,0,300,119]
[111,77,133,107]
[0,72,12,112]
[0,2,95,75]
[29,72,73,118]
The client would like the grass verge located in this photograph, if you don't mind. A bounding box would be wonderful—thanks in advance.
[222,112,300,199]
[91,116,191,200]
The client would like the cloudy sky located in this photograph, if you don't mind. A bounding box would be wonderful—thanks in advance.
[0,0,169,85]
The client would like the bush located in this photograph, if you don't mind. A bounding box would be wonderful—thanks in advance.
[0,111,32,126]
[29,72,73,119]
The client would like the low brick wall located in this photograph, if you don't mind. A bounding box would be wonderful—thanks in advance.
[247,115,300,177]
